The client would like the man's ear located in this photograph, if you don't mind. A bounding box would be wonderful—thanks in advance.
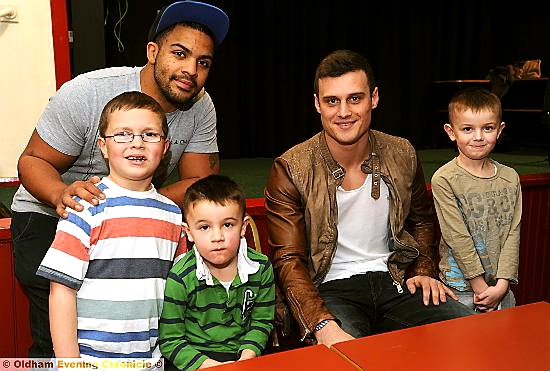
[182,222,194,242]
[371,86,379,109]
[314,94,321,114]
[443,123,456,141]
[146,42,159,64]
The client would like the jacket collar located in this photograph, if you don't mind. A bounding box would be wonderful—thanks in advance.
[318,130,381,199]
[318,132,345,180]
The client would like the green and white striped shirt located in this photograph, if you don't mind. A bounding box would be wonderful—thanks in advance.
[159,240,275,371]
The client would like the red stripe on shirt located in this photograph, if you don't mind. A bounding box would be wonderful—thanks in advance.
[90,217,181,243]
[51,230,90,261]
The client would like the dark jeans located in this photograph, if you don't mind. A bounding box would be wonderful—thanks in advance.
[318,271,475,338]
[11,211,58,358]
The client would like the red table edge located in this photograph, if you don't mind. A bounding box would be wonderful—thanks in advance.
[331,346,362,370]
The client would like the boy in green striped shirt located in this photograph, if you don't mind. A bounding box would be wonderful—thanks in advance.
[159,175,275,370]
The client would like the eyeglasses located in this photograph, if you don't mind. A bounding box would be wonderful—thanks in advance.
[103,131,165,143]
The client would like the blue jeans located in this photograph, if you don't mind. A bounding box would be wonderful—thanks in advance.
[318,271,475,338]
[11,211,58,358]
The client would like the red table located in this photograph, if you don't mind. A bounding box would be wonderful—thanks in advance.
[332,301,550,371]
[205,344,359,370]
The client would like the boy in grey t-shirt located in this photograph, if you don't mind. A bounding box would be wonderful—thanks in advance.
[432,87,521,312]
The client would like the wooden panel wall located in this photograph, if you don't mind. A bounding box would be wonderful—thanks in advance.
[512,174,550,305]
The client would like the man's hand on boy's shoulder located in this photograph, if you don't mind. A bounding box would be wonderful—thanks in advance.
[56,175,104,218]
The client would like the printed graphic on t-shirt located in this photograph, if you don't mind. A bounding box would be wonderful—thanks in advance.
[445,184,517,289]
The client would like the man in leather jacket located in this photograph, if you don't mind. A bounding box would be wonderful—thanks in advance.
[265,49,474,348]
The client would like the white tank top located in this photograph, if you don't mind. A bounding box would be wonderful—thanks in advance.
[323,174,391,283]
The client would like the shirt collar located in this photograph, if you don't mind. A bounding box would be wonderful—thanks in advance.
[194,237,260,286]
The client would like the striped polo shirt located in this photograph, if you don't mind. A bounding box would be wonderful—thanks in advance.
[37,177,183,364]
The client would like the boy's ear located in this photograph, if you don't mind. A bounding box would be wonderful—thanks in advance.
[240,215,250,237]
[497,121,506,138]
[98,137,108,159]
[162,137,170,155]
[182,222,194,242]
[443,123,456,141]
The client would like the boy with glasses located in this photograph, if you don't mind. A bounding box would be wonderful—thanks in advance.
[37,92,184,369]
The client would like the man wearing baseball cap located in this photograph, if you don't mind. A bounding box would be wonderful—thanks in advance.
[11,1,229,362]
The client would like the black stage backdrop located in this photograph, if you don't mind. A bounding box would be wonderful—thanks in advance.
[98,0,550,158]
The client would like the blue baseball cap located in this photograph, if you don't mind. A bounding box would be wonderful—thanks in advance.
[149,1,229,47]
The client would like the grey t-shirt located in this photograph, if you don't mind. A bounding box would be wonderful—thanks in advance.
[12,66,218,217]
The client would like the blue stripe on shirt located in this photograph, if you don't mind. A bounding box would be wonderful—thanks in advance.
[90,196,181,215]
[79,328,158,342]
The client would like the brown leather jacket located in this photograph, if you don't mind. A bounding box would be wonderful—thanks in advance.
[265,130,438,340]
